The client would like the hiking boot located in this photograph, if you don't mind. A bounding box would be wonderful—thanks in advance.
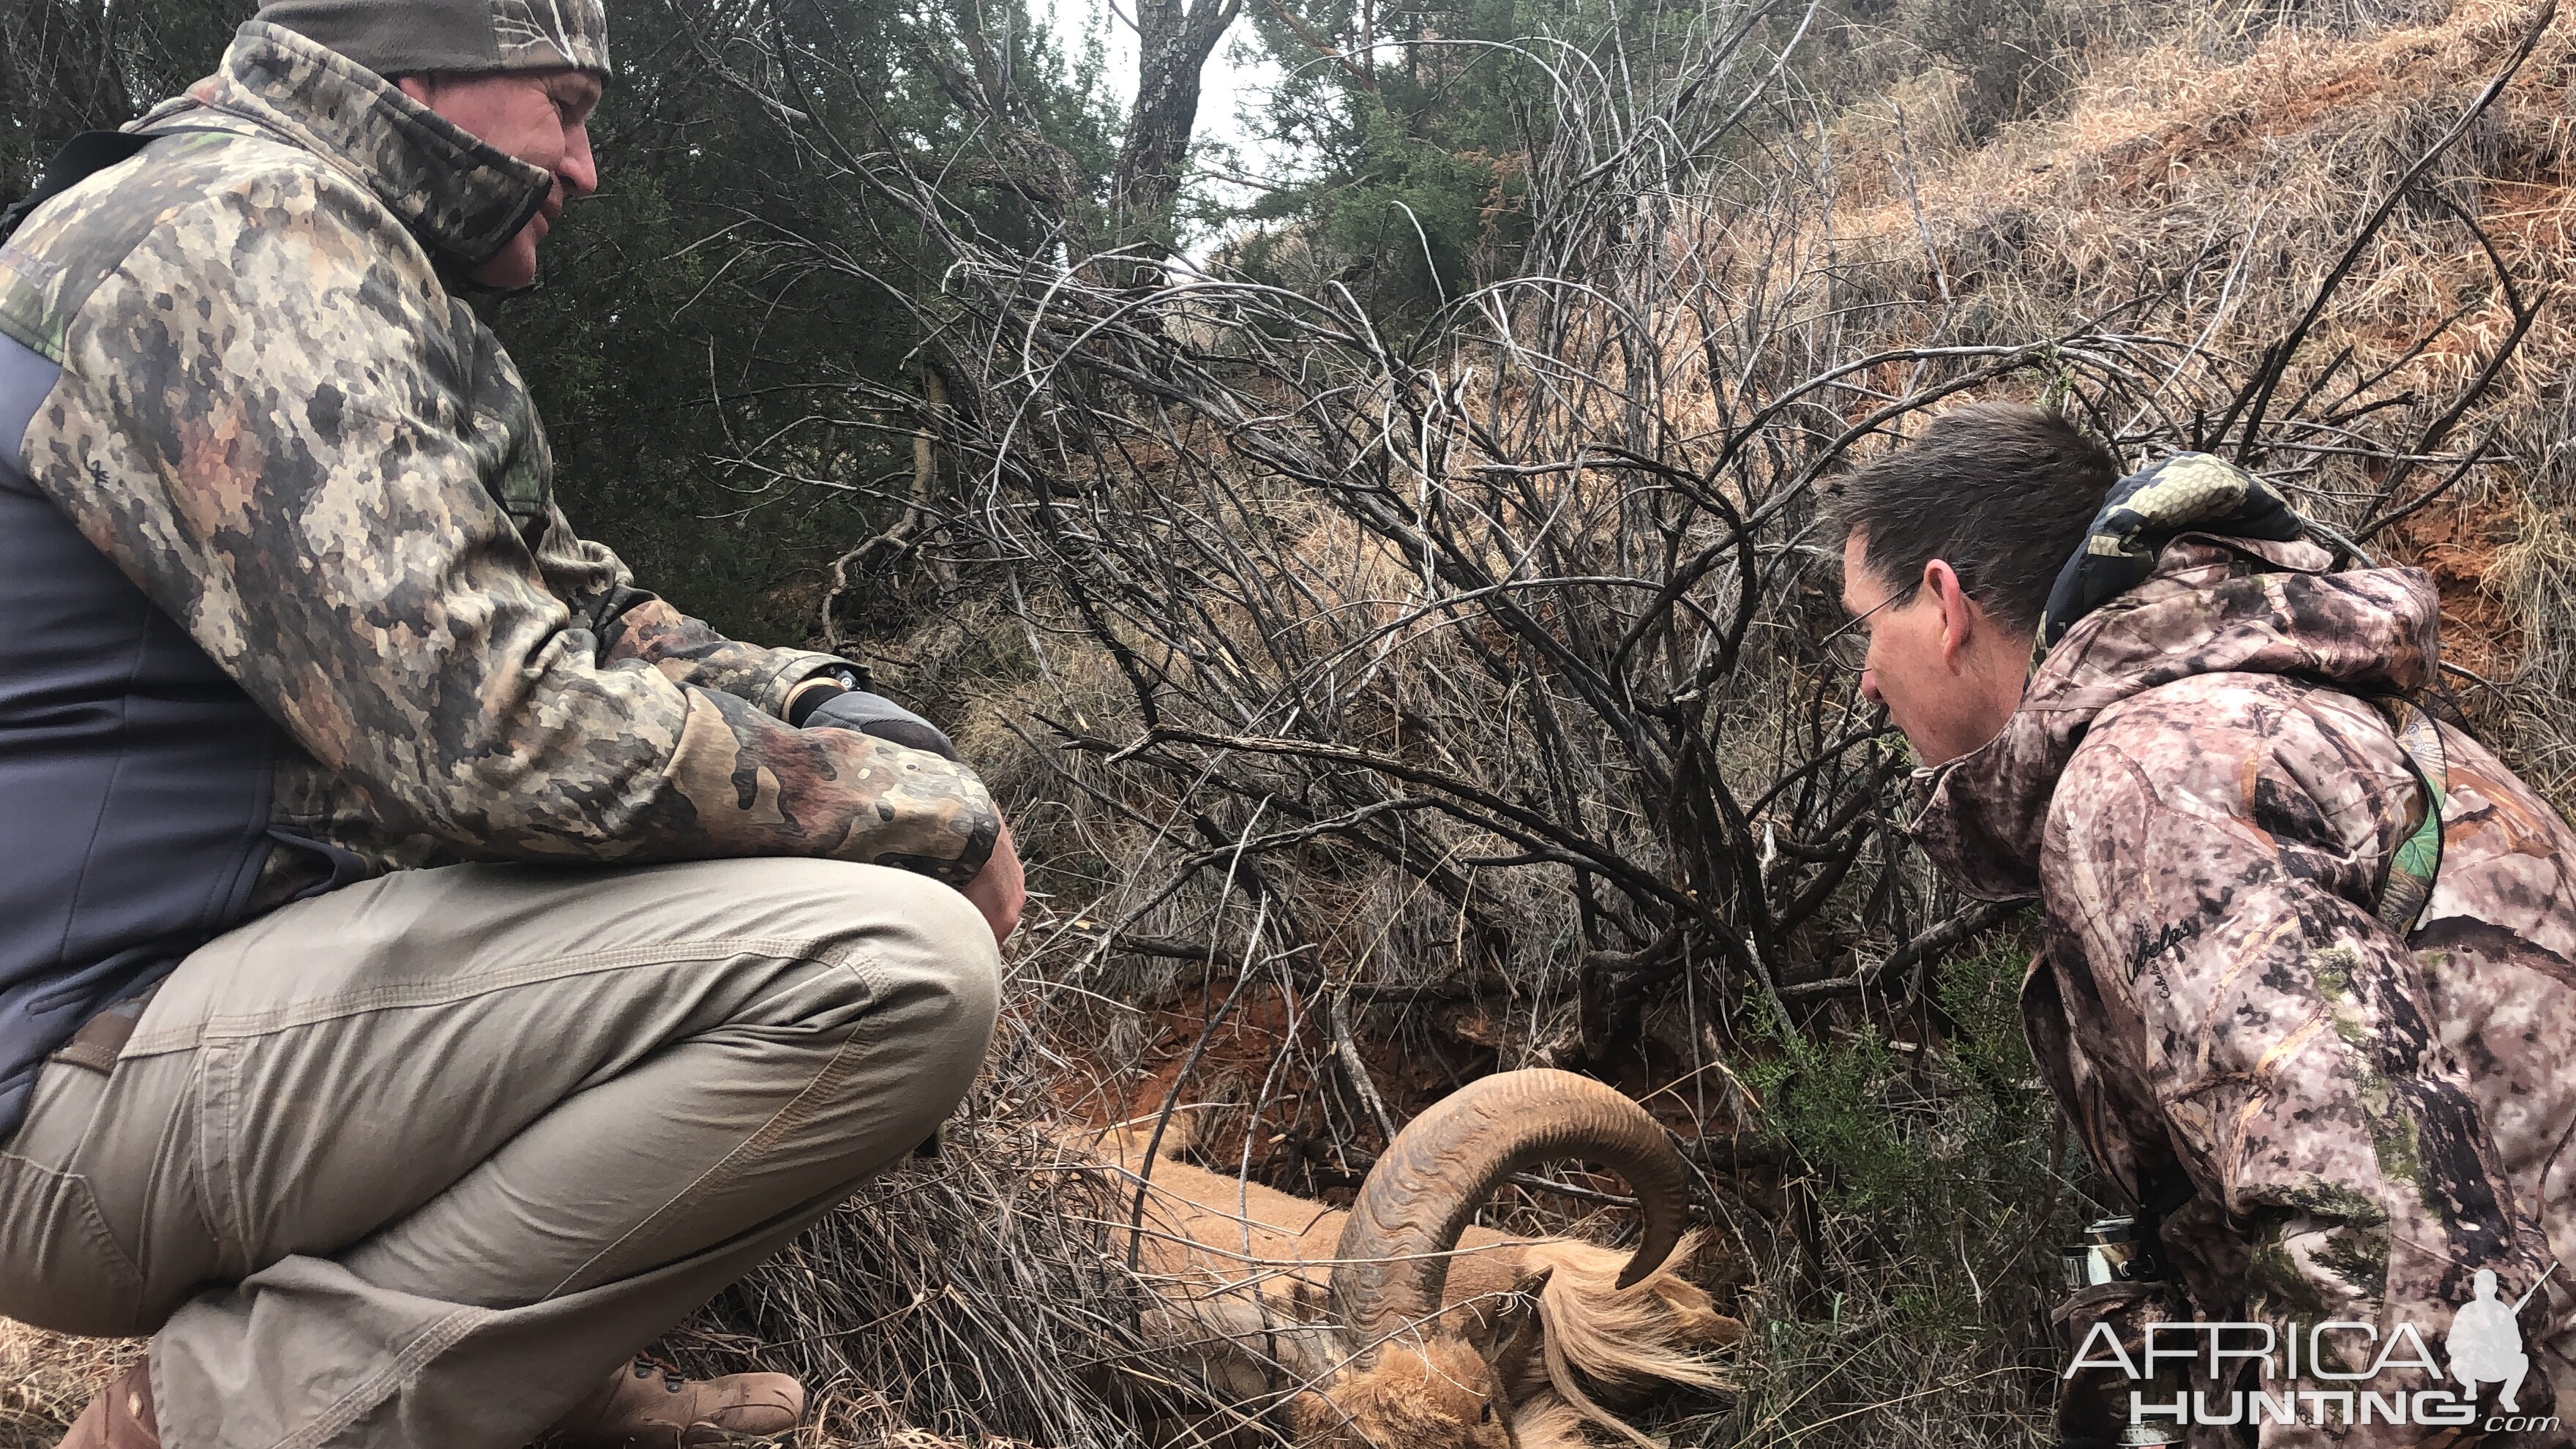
[548,1355,806,1448]
[59,1356,158,1449]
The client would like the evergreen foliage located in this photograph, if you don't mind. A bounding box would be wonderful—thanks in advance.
[1727,923,2079,1432]
[493,0,1115,637]
[0,0,1115,640]
[1233,0,1710,321]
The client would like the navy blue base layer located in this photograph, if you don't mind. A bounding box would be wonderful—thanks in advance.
[0,329,276,1140]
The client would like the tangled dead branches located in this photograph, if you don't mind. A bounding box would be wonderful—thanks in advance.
[681,0,2561,1442]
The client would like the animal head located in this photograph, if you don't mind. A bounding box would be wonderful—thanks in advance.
[1283,1338,1519,1448]
[1291,1068,1696,1446]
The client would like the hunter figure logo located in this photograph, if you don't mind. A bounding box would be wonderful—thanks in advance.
[2065,1268,2559,1437]
[2449,1268,2532,1412]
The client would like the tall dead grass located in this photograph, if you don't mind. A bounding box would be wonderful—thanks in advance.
[1825,0,2576,799]
[0,1325,132,1449]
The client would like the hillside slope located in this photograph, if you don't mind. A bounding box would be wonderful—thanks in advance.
[1824,0,2576,795]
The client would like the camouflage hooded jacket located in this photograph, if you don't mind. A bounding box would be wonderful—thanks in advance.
[0,23,999,1134]
[1916,534,2576,1446]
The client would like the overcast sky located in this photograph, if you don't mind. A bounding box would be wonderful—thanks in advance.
[1041,0,1294,215]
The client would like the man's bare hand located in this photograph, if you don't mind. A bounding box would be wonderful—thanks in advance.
[960,820,1025,945]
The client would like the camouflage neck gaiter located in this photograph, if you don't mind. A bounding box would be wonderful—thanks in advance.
[2034,452,2310,652]
[254,0,609,80]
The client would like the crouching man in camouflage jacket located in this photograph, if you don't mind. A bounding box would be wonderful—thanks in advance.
[0,1,1025,1445]
[1833,403,2576,1448]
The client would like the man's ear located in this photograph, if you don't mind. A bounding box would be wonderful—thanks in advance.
[1921,558,1978,670]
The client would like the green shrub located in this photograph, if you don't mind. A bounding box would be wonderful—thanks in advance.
[1712,919,2086,1445]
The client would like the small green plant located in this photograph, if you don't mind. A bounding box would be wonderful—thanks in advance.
[1740,1003,1926,1213]
[1936,933,2046,1144]
[1712,918,2083,1445]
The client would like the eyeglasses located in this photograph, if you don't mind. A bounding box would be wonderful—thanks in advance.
[1816,593,1895,676]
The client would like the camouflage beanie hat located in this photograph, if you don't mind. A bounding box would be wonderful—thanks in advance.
[257,0,610,78]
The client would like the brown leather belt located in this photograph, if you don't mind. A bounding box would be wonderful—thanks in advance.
[48,985,159,1075]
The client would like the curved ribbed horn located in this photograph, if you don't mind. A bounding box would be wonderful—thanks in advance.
[1327,1068,1692,1361]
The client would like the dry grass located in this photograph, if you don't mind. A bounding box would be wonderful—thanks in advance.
[0,1321,134,1449]
[1781,0,2576,806]
[678,1086,1169,1449]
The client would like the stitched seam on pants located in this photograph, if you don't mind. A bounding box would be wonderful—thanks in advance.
[140,1070,205,1293]
[0,1149,147,1311]
[127,935,848,1050]
[198,1041,249,1279]
[544,950,888,1298]
[268,1304,489,1449]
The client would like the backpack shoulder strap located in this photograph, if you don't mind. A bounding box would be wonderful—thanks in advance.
[0,125,238,246]
[2370,694,2448,935]
[0,132,154,245]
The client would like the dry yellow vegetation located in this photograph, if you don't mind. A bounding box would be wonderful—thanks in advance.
[0,1322,133,1449]
[1830,0,2576,795]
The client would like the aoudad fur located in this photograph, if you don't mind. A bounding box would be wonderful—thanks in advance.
[1077,1119,1745,1448]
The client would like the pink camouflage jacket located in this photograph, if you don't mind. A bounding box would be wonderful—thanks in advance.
[1915,533,2576,1447]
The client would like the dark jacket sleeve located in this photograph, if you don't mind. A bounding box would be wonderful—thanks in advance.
[26,158,997,882]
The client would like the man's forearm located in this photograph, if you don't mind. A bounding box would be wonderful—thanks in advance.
[32,172,997,881]
[535,514,856,719]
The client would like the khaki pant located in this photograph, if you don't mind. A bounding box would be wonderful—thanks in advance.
[0,857,1000,1449]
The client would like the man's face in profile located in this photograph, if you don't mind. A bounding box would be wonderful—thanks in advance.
[397,67,603,288]
[1838,530,2023,765]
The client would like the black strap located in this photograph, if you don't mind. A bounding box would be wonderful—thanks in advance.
[2127,1161,2197,1282]
[1,131,154,244]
